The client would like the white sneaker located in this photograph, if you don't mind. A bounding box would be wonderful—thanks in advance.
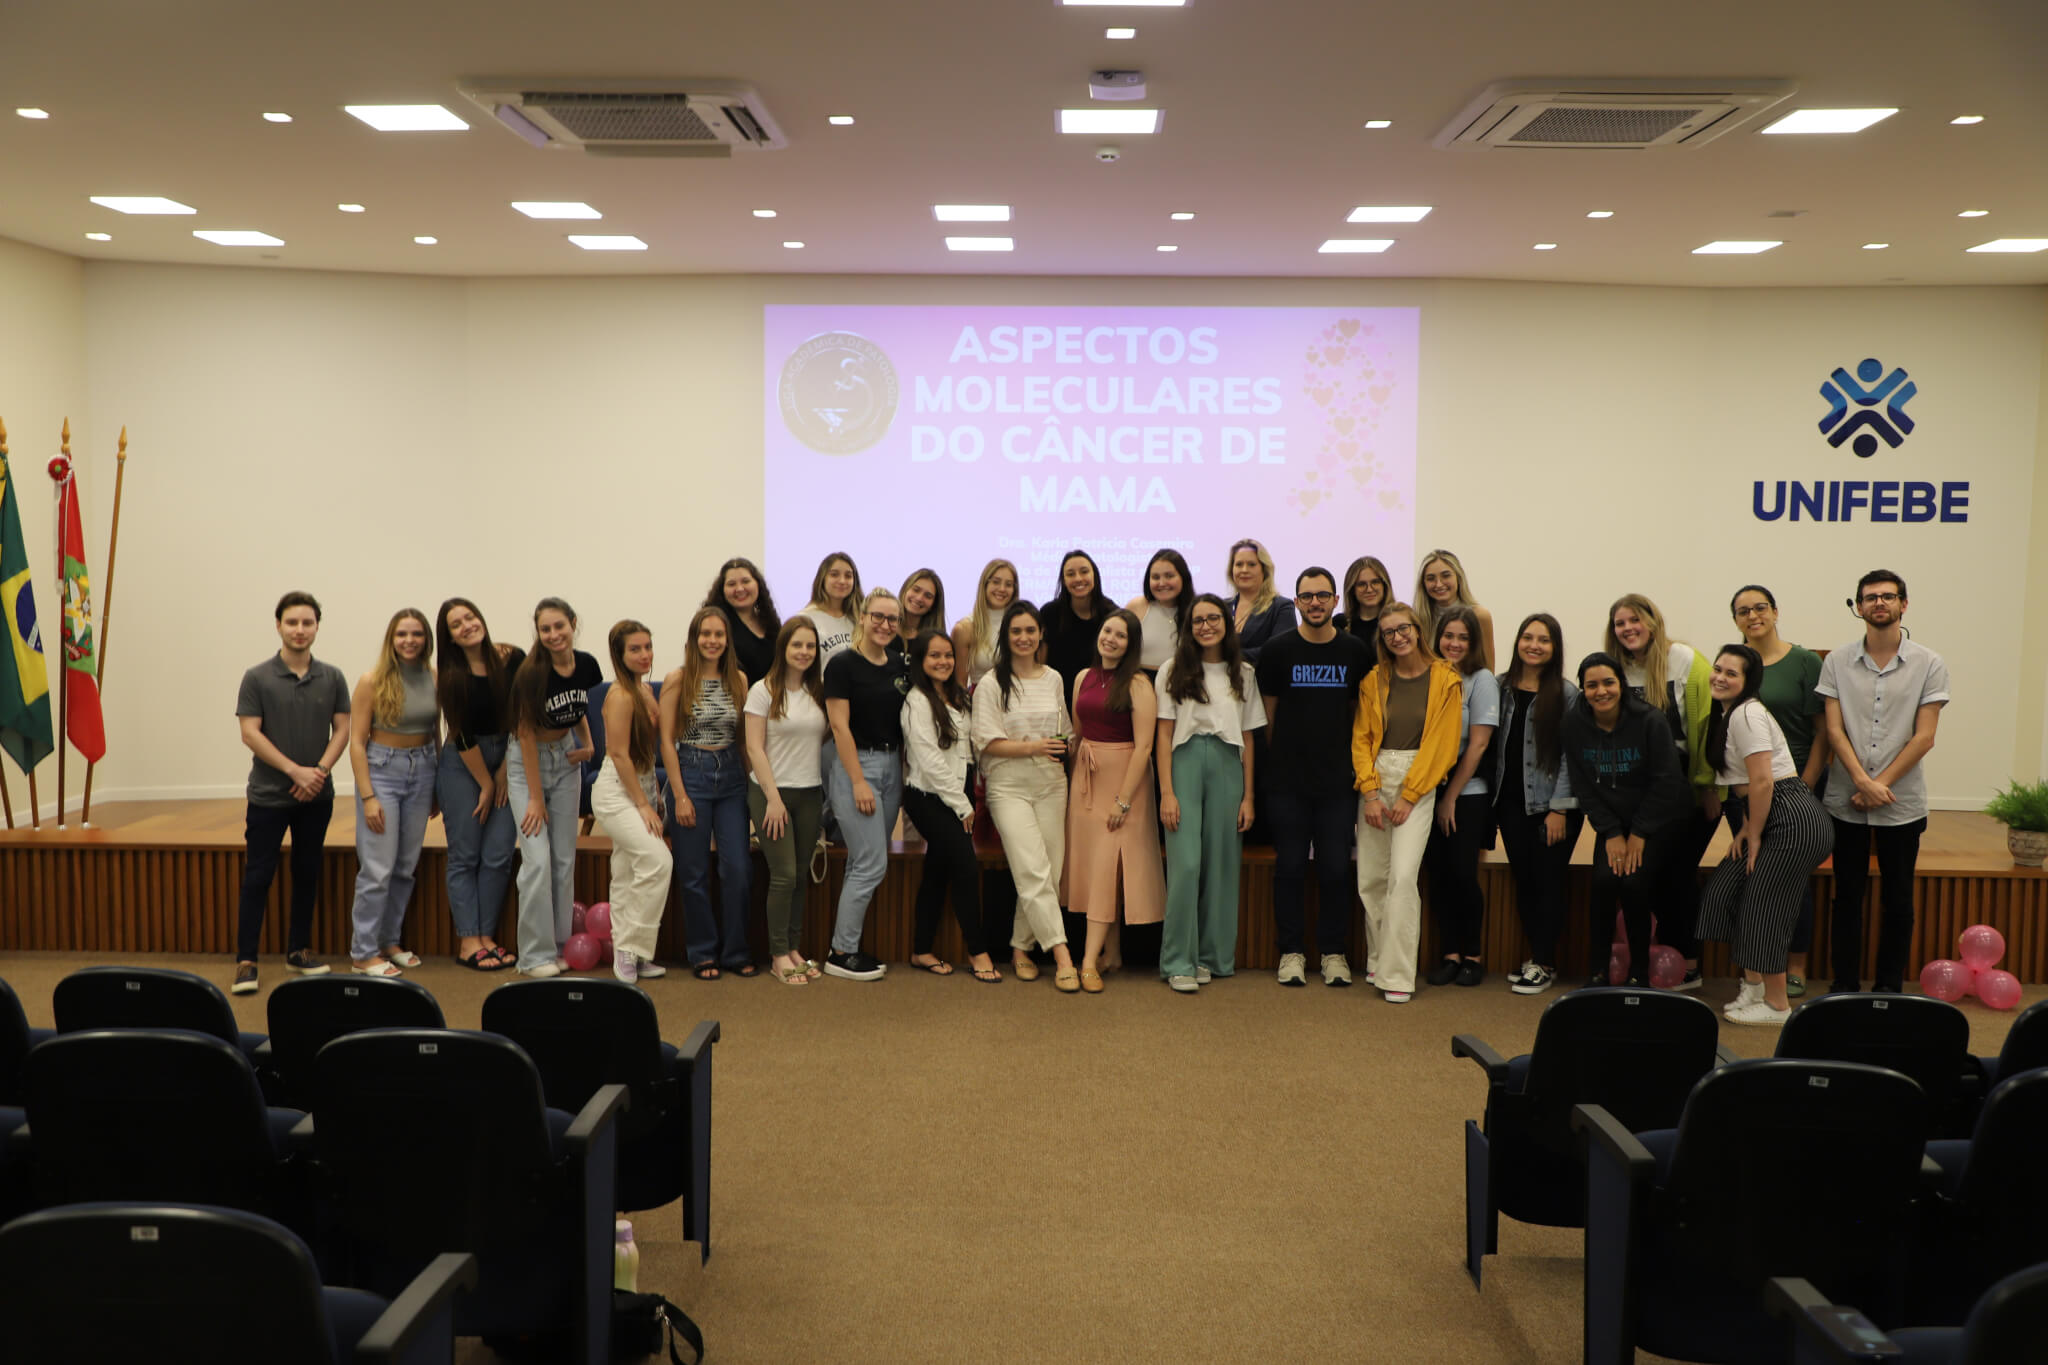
[612,949,639,984]
[1168,975,1200,993]
[1320,954,1353,987]
[1506,959,1535,988]
[635,958,667,979]
[1194,967,1213,984]
[1726,998,1791,1027]
[524,961,564,979]
[1726,980,1764,1014]
[1276,953,1307,987]
[1383,990,1412,1004]
[1510,964,1557,996]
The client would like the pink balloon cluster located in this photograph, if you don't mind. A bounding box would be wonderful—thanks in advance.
[1607,913,1682,987]
[1918,924,2021,1010]
[558,901,614,974]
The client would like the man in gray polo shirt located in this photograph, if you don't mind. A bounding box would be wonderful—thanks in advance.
[231,590,351,994]
[1816,568,1949,994]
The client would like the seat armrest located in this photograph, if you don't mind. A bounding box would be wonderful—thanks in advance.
[1715,1043,1740,1067]
[290,1114,317,1145]
[563,1082,631,1153]
[1918,1154,1945,1193]
[1764,1276,1904,1362]
[354,1251,478,1365]
[251,1038,273,1063]
[1572,1104,1654,1172]
[675,1020,721,1069]
[1450,1034,1510,1084]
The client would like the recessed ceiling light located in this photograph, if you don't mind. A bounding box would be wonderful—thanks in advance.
[90,196,196,215]
[752,209,778,218]
[946,236,1015,252]
[1862,242,1890,250]
[511,201,601,220]
[337,203,365,213]
[1532,242,1557,251]
[1950,115,1985,125]
[261,112,292,124]
[933,205,1012,222]
[1692,240,1782,254]
[1966,239,2048,253]
[1362,119,1393,130]
[1170,211,1195,220]
[83,233,111,242]
[413,236,437,245]
[783,241,805,249]
[1958,209,1990,217]
[15,108,49,120]
[343,104,469,132]
[1318,239,1393,254]
[1106,27,1136,38]
[193,230,284,247]
[1347,206,1431,223]
[568,234,647,251]
[1761,108,1898,135]
[1586,210,1614,219]
[1061,0,1184,6]
[827,115,855,126]
[1058,109,1160,134]
[1156,244,1178,252]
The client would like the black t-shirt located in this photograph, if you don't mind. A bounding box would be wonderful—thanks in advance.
[723,607,777,687]
[456,646,525,745]
[824,648,910,750]
[538,649,605,729]
[1041,608,1106,689]
[1255,630,1373,795]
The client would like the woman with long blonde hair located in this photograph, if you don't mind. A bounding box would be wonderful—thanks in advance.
[591,620,673,984]
[898,567,948,645]
[661,606,754,979]
[951,557,1020,687]
[822,587,910,980]
[1224,537,1295,663]
[1412,549,1495,665]
[345,608,437,975]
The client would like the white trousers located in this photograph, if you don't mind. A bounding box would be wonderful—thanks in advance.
[591,758,674,962]
[1356,749,1436,994]
[986,762,1069,951]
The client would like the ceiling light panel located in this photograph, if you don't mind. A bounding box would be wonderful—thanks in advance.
[933,205,1012,222]
[337,203,365,213]
[1950,115,1984,125]
[512,201,601,219]
[262,112,292,123]
[1156,244,1178,252]
[1170,211,1195,220]
[1532,243,1557,250]
[1958,209,1989,217]
[1586,210,1614,219]
[1760,108,1898,135]
[1362,119,1392,129]
[193,230,284,246]
[84,233,111,241]
[343,104,469,132]
[1966,239,2048,253]
[15,108,49,120]
[1693,240,1782,254]
[1862,242,1889,250]
[783,241,805,248]
[90,196,195,214]
[946,236,1015,251]
[413,236,437,245]
[752,209,777,218]
[1319,239,1393,253]
[1346,206,1431,223]
[1058,109,1160,134]
[1061,0,1184,6]
[827,115,855,126]
[568,235,647,250]
[1106,27,1136,38]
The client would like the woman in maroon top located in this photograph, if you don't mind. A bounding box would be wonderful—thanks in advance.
[1066,608,1166,992]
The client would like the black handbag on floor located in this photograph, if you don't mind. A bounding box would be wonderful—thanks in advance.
[484,1289,703,1363]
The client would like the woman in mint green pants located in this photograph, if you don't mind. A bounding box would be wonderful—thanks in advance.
[1155,594,1264,993]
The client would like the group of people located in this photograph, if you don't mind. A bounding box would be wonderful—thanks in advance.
[230,547,1948,1024]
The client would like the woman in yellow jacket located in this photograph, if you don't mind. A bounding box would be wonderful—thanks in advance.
[1351,601,1464,1002]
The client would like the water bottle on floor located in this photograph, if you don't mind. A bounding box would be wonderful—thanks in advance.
[614,1218,640,1293]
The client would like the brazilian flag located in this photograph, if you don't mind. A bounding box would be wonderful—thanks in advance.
[0,452,55,773]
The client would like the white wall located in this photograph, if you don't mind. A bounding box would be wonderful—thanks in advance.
[38,261,2048,810]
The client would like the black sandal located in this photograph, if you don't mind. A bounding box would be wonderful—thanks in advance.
[457,949,507,972]
[692,962,722,981]
[730,962,761,978]
[907,956,955,975]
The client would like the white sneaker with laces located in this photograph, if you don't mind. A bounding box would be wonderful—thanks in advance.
[1320,954,1353,987]
[1510,964,1557,996]
[612,949,639,984]
[1383,990,1412,1004]
[524,961,563,979]
[1194,967,1213,984]
[635,958,667,979]
[1726,998,1791,1027]
[1168,975,1200,994]
[1276,953,1307,987]
[1726,980,1764,1014]
[1507,959,1535,988]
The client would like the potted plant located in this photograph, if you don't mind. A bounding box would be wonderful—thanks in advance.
[1984,779,2048,867]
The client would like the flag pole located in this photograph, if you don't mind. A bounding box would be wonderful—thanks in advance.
[0,417,11,829]
[80,426,127,826]
[53,418,69,828]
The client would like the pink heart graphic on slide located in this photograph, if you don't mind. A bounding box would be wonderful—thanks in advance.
[1318,451,1338,471]
[1332,416,1355,435]
[1323,346,1346,365]
[1304,469,1318,482]
[1350,465,1373,487]
[1335,439,1357,458]
[1369,384,1393,405]
[1309,386,1334,407]
[1298,489,1322,511]
[1379,488,1402,508]
[1338,319,1360,338]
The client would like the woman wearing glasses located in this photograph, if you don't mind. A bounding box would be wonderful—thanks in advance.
[1156,594,1264,993]
[1350,603,1463,1003]
[821,588,909,981]
[1337,555,1392,666]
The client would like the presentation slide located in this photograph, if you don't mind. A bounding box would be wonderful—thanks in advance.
[764,305,1419,607]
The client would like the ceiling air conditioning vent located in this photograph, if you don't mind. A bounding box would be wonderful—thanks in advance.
[458,79,787,157]
[1434,79,1796,150]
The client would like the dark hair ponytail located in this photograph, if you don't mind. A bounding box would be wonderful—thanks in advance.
[1703,643,1764,775]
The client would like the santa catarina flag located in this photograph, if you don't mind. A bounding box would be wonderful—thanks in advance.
[0,453,55,773]
[56,469,105,762]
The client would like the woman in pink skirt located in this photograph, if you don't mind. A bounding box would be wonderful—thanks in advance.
[1066,609,1167,993]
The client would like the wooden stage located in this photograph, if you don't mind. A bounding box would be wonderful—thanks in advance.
[2,800,2044,982]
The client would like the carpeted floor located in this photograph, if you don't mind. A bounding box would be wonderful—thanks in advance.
[4,948,2034,1364]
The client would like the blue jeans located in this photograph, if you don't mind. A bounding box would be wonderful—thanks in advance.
[507,733,582,971]
[826,747,902,954]
[436,735,516,939]
[350,741,437,961]
[673,746,754,967]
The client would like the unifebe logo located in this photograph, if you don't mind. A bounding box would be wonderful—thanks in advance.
[778,331,900,455]
[1818,357,1916,458]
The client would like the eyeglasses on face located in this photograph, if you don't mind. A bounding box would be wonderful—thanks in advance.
[1296,590,1336,603]
[1859,592,1901,606]
[868,611,901,625]
[1380,623,1416,641]
[1190,614,1226,629]
[1732,604,1773,619]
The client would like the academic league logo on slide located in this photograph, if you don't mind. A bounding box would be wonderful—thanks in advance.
[778,331,900,454]
[1753,354,1968,524]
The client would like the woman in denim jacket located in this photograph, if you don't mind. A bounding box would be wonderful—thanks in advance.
[1489,613,1581,996]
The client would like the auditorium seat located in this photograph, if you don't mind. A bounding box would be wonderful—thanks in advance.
[0,975,57,1106]
[1769,1262,2048,1365]
[310,1028,626,1364]
[255,974,444,1110]
[0,1201,475,1365]
[1776,992,1976,1137]
[53,965,268,1061]
[482,978,720,1261]
[1573,1058,1932,1365]
[1914,1067,2048,1325]
[1450,985,1721,1287]
[1971,997,2048,1091]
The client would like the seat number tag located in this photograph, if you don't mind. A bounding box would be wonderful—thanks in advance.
[419,1043,439,1055]
[130,1226,159,1242]
[125,981,141,992]
[1809,1076,1830,1088]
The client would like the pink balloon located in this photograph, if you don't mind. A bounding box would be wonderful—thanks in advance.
[562,932,604,972]
[1919,959,1971,1003]
[1608,946,1630,985]
[1978,969,2022,1012]
[1647,945,1685,990]
[584,902,613,942]
[1958,924,2006,972]
[571,902,588,935]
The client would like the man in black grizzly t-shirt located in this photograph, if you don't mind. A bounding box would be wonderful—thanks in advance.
[1256,567,1374,987]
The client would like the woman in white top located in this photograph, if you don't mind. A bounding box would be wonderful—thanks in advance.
[1696,643,1834,1026]
[744,617,829,985]
[660,607,754,980]
[1156,593,1264,993]
[951,558,1019,688]
[799,551,863,665]
[901,631,997,982]
[972,601,1079,991]
[589,620,674,985]
[1125,548,1193,676]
